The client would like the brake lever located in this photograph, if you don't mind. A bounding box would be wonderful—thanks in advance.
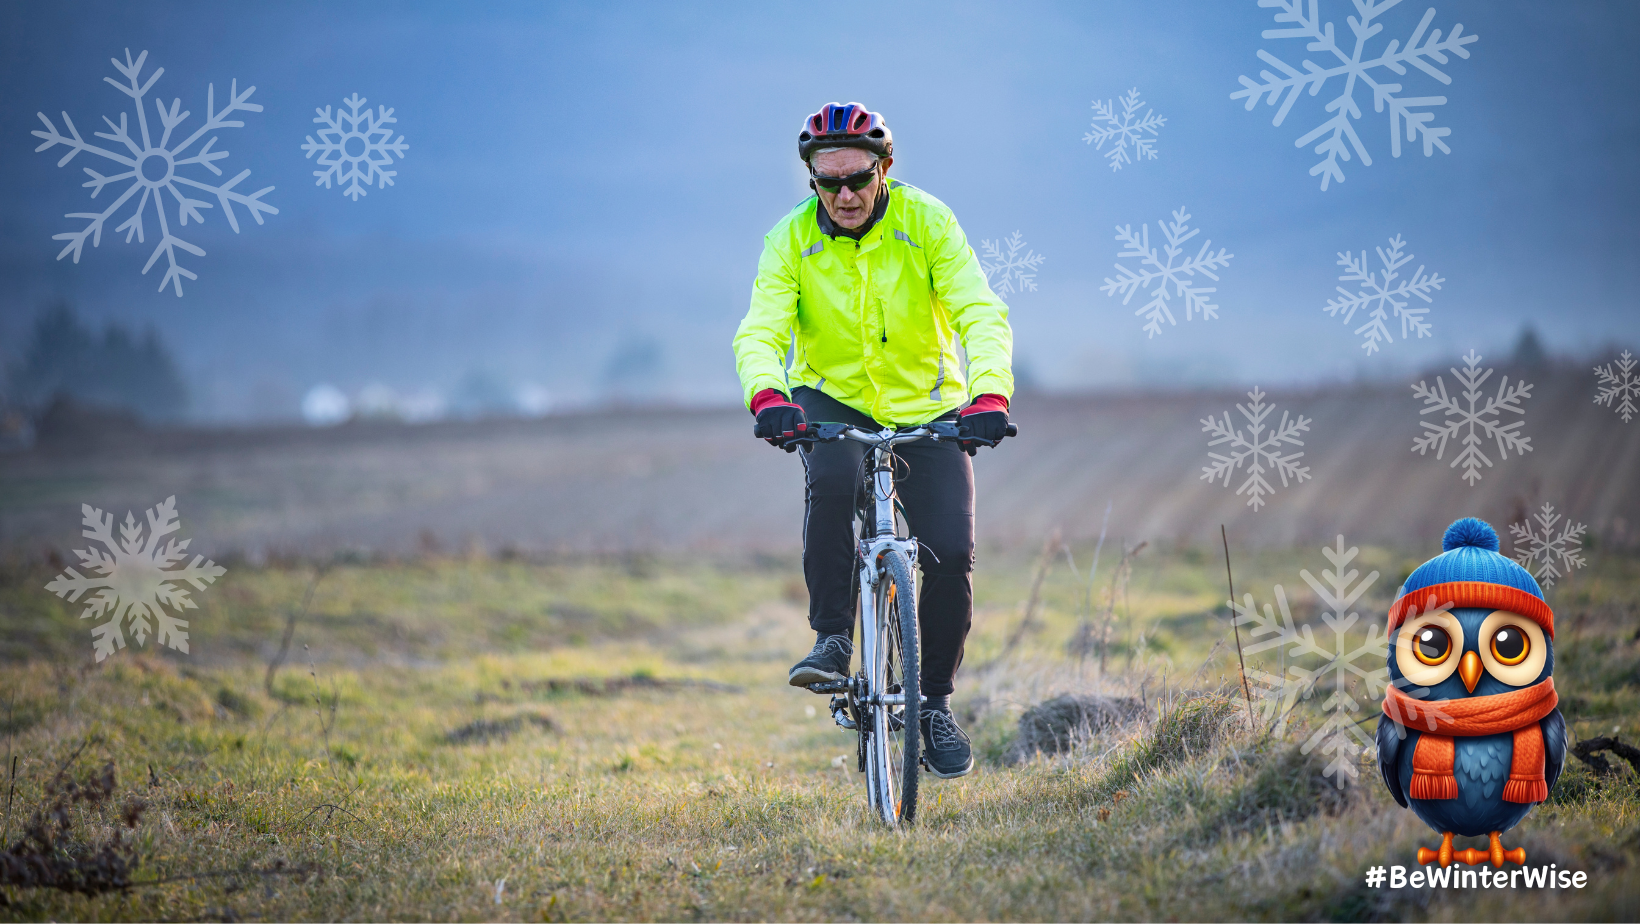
[776,421,849,452]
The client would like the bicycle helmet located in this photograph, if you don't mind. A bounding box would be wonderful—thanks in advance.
[798,102,893,163]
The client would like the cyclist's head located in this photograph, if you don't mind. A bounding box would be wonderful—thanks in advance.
[800,103,894,230]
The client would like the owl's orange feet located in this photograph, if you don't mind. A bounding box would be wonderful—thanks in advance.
[1416,832,1455,867]
[1488,831,1526,867]
[1441,831,1527,867]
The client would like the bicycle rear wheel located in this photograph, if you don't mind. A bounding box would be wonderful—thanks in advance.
[865,548,920,825]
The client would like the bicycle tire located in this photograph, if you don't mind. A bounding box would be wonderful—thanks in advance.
[865,548,920,825]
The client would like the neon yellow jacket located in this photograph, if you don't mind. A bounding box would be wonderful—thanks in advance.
[732,179,1014,426]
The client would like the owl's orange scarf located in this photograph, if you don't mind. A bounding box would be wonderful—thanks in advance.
[1381,677,1558,804]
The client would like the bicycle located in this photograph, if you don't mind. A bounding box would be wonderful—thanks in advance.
[786,417,1016,826]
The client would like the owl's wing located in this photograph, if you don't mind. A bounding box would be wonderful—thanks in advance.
[1541,706,1567,797]
[1376,713,1408,809]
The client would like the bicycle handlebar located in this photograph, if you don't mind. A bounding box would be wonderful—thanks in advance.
[780,419,1018,451]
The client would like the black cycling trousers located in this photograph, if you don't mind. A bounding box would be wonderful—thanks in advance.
[793,386,974,697]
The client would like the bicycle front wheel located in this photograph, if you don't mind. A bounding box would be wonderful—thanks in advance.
[865,548,920,826]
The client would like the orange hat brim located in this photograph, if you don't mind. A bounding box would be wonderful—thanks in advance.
[1387,581,1555,639]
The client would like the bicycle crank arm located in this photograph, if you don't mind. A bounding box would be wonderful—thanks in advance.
[870,693,927,707]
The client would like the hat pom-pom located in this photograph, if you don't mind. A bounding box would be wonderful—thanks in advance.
[1442,517,1500,552]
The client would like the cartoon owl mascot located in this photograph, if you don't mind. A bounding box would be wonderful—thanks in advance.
[1377,517,1566,868]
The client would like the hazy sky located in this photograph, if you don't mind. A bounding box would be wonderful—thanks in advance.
[2,1,1637,420]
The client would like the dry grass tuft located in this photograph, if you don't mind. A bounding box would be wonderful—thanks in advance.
[0,752,145,898]
[443,711,557,745]
[1011,693,1142,761]
[1091,692,1240,799]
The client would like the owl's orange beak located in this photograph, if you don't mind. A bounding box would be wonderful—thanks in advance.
[1459,650,1483,693]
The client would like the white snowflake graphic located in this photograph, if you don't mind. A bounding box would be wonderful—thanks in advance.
[1083,88,1166,171]
[30,49,277,296]
[44,496,226,661]
[1411,350,1533,486]
[1324,235,1442,354]
[1594,350,1637,423]
[1201,387,1312,511]
[1509,503,1587,588]
[1100,207,1234,338]
[979,231,1045,299]
[1230,536,1394,787]
[1230,0,1480,190]
[301,93,409,201]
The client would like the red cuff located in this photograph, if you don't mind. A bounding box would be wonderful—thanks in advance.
[750,388,797,415]
[961,393,1009,416]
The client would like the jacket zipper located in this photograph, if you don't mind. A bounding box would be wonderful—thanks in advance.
[859,241,885,343]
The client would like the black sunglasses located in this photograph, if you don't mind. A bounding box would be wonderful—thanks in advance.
[810,165,879,193]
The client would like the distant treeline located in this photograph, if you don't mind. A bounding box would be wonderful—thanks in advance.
[4,302,187,422]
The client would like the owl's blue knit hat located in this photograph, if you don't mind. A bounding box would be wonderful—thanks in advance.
[1388,517,1555,637]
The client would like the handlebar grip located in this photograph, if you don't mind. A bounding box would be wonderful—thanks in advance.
[1005,422,1018,438]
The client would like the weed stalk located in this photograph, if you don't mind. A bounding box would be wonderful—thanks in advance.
[991,529,1061,668]
[1222,525,1255,727]
[266,565,330,698]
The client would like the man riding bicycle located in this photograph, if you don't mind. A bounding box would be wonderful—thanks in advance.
[732,102,1014,779]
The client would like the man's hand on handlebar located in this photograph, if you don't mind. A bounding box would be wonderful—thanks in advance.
[749,391,1017,455]
[770,417,1017,453]
[750,388,808,452]
[957,393,1013,456]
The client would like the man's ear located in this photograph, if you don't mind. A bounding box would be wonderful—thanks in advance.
[880,156,894,174]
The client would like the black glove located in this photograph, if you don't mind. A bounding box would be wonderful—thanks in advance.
[957,394,1011,456]
[957,410,1008,456]
[754,403,808,452]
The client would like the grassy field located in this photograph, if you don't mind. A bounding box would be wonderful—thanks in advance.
[0,540,1636,921]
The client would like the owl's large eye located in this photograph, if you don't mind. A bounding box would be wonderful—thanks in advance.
[1490,626,1530,666]
[1413,626,1453,665]
[1395,611,1464,687]
[1477,611,1548,687]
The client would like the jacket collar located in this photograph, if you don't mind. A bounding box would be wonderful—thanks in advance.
[815,182,891,240]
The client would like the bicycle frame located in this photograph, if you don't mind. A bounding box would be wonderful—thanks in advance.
[856,432,921,684]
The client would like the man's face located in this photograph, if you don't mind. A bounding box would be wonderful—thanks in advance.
[810,148,888,230]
